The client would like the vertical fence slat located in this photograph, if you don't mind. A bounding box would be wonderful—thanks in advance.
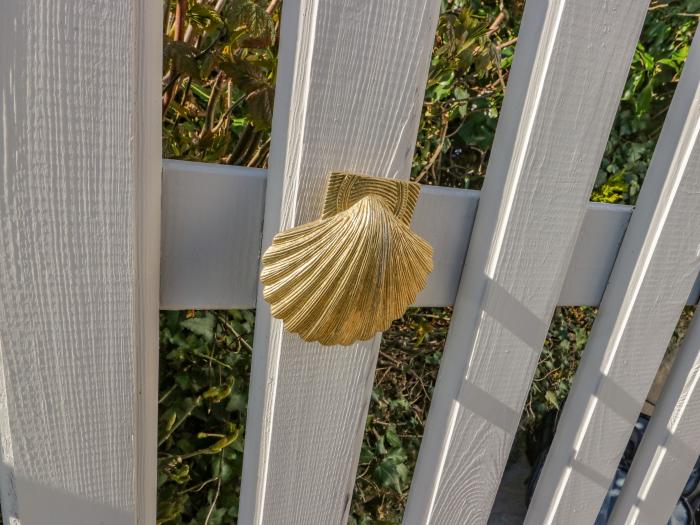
[610,311,700,525]
[403,2,649,524]
[0,1,160,524]
[238,1,441,523]
[135,0,163,522]
[525,25,700,525]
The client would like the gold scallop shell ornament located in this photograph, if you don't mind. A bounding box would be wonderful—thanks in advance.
[260,172,433,346]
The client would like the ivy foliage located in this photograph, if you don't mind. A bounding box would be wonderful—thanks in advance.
[593,2,698,204]
[414,0,523,188]
[162,0,279,164]
[158,310,253,524]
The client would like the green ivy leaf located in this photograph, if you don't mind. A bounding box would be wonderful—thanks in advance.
[226,0,275,48]
[212,455,234,482]
[544,390,559,410]
[225,392,248,412]
[373,458,409,492]
[186,3,224,33]
[245,85,274,130]
[688,0,700,13]
[635,80,654,117]
[163,38,200,78]
[181,314,216,342]
[385,425,402,448]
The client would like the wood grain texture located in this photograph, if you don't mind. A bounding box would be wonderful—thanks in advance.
[161,161,700,309]
[525,25,700,525]
[609,311,700,525]
[0,1,160,524]
[403,2,649,524]
[237,1,441,523]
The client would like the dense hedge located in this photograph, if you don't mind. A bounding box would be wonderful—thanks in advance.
[158,1,698,523]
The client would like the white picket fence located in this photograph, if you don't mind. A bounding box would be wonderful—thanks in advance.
[1,0,700,524]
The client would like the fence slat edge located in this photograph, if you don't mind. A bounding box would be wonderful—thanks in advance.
[135,0,163,522]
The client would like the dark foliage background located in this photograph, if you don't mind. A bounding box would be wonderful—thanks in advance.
[158,1,698,523]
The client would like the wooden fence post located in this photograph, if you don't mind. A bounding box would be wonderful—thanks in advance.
[0,1,161,523]
[238,1,441,523]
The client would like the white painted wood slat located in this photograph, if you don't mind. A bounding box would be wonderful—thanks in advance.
[525,25,700,525]
[609,310,700,525]
[403,1,649,523]
[0,1,161,524]
[238,1,441,524]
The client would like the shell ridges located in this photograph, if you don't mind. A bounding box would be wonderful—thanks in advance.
[260,173,433,346]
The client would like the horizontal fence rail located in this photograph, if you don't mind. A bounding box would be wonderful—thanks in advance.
[160,159,700,310]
